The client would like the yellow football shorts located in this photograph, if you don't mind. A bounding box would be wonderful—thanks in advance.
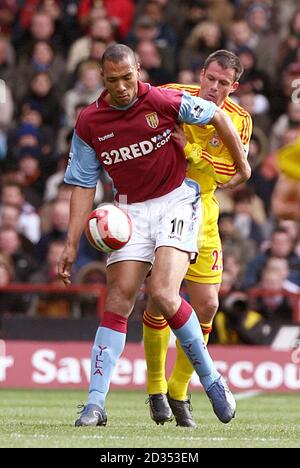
[185,195,223,284]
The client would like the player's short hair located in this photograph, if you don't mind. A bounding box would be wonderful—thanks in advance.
[203,50,244,82]
[101,44,137,68]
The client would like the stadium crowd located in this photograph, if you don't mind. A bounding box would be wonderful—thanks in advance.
[0,0,300,344]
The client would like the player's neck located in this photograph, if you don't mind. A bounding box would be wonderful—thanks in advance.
[104,92,138,110]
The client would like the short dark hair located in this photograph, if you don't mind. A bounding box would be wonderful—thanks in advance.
[203,50,244,82]
[101,44,137,68]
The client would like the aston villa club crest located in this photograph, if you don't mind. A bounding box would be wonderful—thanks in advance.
[210,134,220,147]
[145,112,159,128]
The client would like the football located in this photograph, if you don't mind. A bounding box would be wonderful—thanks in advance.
[85,203,132,253]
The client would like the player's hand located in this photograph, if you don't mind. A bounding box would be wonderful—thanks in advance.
[219,163,251,189]
[57,245,77,286]
[172,124,187,149]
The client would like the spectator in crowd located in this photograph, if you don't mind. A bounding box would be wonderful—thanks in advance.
[243,227,300,289]
[278,8,300,71]
[66,17,116,73]
[0,253,28,336]
[15,40,66,100]
[232,186,265,248]
[78,0,135,40]
[19,71,63,132]
[0,182,40,243]
[35,199,70,264]
[179,20,224,70]
[16,11,65,59]
[219,212,257,265]
[28,239,71,318]
[135,40,175,85]
[64,60,103,126]
[269,101,300,152]
[0,226,37,281]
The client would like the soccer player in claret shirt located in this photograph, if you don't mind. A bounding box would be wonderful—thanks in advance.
[143,50,252,427]
[58,44,250,427]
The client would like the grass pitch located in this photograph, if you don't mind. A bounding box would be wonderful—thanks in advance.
[0,389,299,448]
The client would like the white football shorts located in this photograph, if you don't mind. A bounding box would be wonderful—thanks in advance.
[107,178,201,266]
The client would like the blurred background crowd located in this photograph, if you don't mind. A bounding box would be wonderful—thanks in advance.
[0,0,300,344]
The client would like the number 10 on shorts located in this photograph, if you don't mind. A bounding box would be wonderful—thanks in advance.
[171,218,184,237]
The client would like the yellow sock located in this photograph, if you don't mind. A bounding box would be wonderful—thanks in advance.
[143,311,170,395]
[168,339,194,401]
[201,322,213,345]
[168,321,213,400]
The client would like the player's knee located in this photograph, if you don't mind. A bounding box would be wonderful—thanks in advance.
[105,284,135,317]
[149,289,178,317]
[198,298,219,322]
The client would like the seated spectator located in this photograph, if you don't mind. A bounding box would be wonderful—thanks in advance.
[66,17,116,73]
[28,239,71,318]
[0,226,37,282]
[179,20,224,70]
[214,265,294,346]
[264,257,300,293]
[64,61,103,127]
[16,10,65,60]
[0,182,40,243]
[17,146,46,204]
[177,68,197,85]
[243,227,300,289]
[15,40,66,101]
[236,46,272,99]
[0,254,28,336]
[135,40,175,85]
[19,71,63,132]
[0,35,16,87]
[269,101,300,152]
[35,199,70,264]
[219,212,257,265]
[78,0,135,40]
[232,186,265,248]
[75,260,107,316]
[0,203,34,253]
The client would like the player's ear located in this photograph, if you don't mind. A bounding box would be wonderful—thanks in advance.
[230,82,239,94]
[136,63,141,76]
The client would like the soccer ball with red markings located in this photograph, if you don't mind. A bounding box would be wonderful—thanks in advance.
[85,204,132,253]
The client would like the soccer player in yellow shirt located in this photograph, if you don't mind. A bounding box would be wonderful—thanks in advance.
[143,50,252,427]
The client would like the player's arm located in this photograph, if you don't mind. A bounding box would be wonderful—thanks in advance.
[58,186,96,285]
[209,108,251,188]
[58,130,100,285]
[178,94,251,187]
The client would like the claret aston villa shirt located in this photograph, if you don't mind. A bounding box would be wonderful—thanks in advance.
[65,81,216,203]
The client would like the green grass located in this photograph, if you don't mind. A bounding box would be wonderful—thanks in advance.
[0,390,299,448]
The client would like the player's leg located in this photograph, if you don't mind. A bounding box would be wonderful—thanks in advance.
[143,296,173,425]
[167,283,219,426]
[167,219,223,424]
[150,246,235,424]
[76,260,150,427]
[168,282,220,398]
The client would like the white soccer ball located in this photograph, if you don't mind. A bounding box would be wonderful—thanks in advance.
[85,203,132,253]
